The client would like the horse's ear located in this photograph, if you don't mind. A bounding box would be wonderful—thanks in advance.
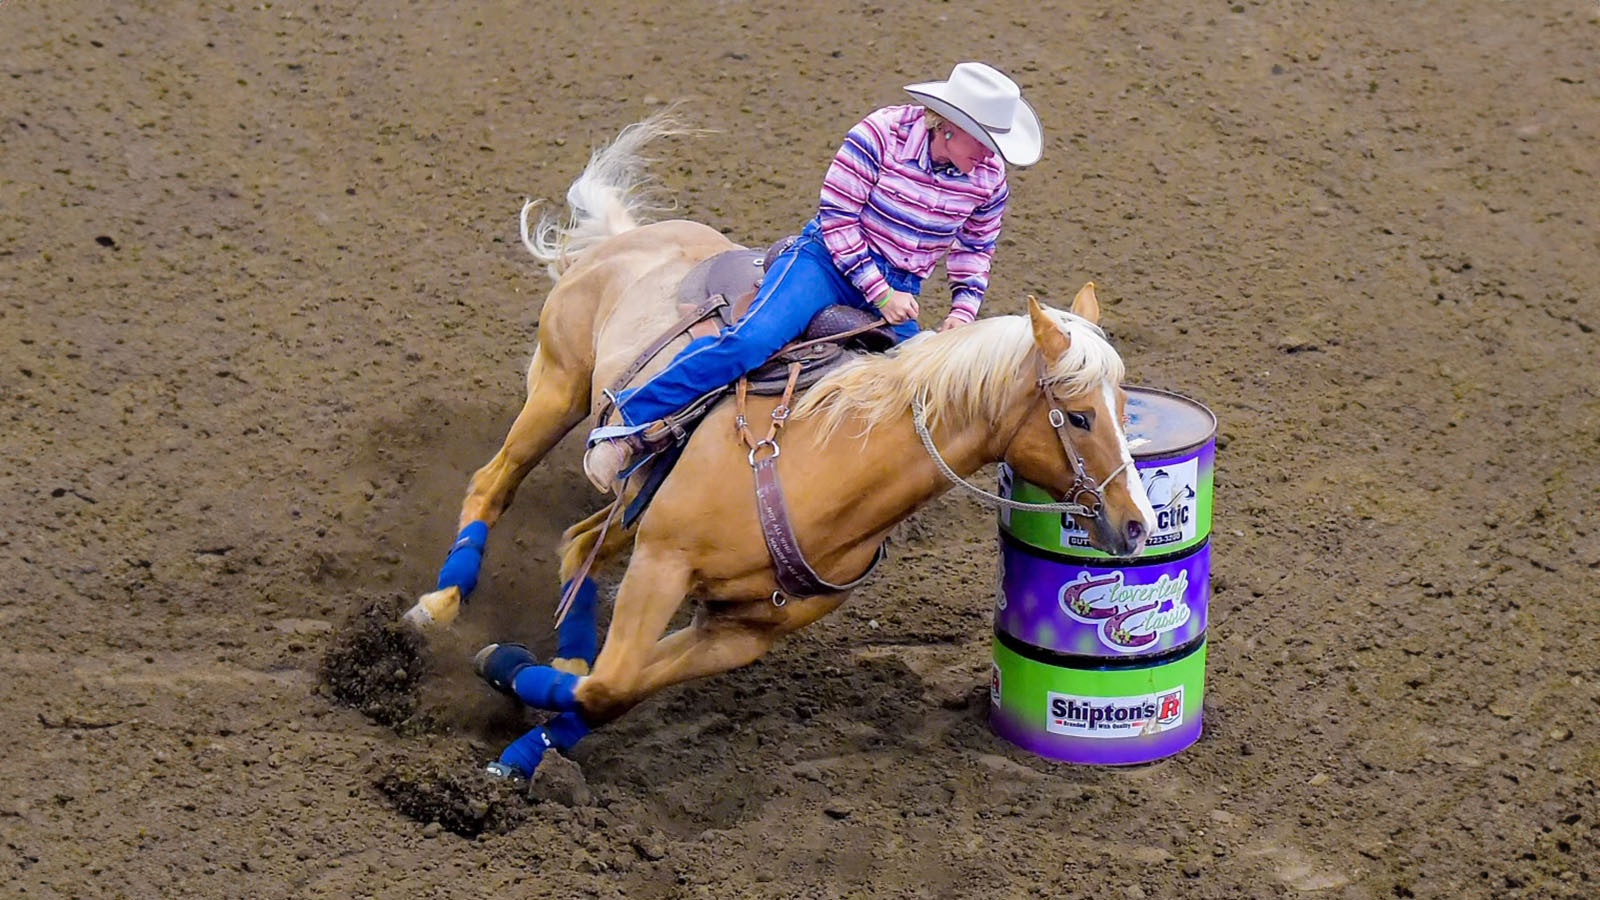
[1069,282,1102,325]
[1029,295,1073,363]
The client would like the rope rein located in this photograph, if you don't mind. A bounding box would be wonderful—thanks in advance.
[911,393,1096,516]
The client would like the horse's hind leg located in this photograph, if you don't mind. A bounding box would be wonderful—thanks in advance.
[634,592,848,693]
[556,502,635,584]
[476,545,690,777]
[404,344,590,628]
[462,344,591,527]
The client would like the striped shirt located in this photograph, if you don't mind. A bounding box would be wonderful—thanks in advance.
[817,104,1009,324]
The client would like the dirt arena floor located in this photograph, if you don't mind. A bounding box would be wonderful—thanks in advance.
[5,1,1598,897]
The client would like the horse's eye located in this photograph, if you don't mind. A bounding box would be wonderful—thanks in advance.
[1067,412,1091,430]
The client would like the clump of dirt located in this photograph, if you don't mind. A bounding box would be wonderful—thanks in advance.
[321,595,435,733]
[375,752,532,837]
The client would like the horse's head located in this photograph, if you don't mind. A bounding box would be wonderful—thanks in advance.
[1004,285,1155,557]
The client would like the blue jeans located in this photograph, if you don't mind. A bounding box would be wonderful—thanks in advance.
[606,219,920,429]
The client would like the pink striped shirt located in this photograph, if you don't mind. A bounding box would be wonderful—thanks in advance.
[817,105,1009,323]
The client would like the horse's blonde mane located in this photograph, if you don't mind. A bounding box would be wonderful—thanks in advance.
[520,109,695,280]
[792,307,1124,440]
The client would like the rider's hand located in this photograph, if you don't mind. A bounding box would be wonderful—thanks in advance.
[877,290,920,325]
[938,314,969,333]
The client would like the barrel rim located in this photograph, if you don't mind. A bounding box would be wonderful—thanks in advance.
[1124,384,1218,457]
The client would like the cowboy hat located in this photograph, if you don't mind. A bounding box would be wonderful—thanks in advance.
[905,62,1042,167]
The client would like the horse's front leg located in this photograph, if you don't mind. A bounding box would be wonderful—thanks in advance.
[481,582,848,778]
[573,546,695,722]
[404,345,590,628]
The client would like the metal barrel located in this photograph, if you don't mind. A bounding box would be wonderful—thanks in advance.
[989,387,1217,765]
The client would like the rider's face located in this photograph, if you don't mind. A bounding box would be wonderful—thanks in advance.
[934,124,995,174]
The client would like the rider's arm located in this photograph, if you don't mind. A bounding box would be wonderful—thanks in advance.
[944,178,1008,325]
[817,110,896,307]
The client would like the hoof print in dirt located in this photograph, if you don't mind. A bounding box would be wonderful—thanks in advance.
[320,595,432,732]
[377,757,530,838]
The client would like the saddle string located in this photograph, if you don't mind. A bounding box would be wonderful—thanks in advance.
[553,496,624,630]
[735,362,801,464]
[910,392,1100,516]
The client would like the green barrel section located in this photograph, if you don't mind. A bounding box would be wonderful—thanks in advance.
[990,637,1207,765]
[1000,387,1216,560]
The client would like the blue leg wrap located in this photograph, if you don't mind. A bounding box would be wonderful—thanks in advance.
[435,521,489,597]
[497,712,592,777]
[544,711,591,749]
[555,578,599,667]
[511,665,581,712]
[476,643,537,697]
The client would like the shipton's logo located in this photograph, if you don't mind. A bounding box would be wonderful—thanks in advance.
[1047,688,1184,738]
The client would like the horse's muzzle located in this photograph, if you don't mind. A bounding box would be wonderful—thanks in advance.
[1090,511,1149,558]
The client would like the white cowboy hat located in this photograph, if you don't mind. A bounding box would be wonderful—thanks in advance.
[905,62,1042,167]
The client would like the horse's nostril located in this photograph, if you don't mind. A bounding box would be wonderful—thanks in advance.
[1128,521,1145,541]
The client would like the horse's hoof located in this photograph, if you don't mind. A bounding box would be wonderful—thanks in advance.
[402,586,462,629]
[483,760,525,780]
[474,642,538,697]
[400,604,433,629]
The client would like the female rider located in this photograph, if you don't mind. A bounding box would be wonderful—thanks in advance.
[584,61,1043,491]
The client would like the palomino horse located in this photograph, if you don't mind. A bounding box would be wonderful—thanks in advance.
[403,113,1155,777]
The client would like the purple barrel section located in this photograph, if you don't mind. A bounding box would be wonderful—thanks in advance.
[996,537,1210,659]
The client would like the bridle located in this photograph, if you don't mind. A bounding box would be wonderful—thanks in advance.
[911,360,1132,518]
[1038,357,1137,518]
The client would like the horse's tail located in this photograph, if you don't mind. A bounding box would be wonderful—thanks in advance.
[520,109,692,281]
